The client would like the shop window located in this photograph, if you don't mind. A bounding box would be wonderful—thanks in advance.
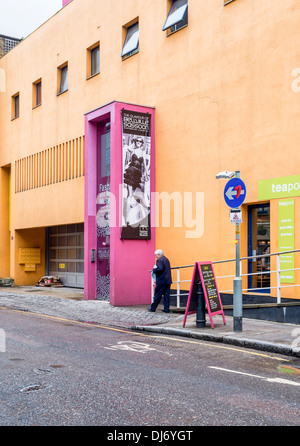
[11,93,19,119]
[87,42,100,79]
[57,63,68,95]
[121,22,139,60]
[32,79,42,108]
[163,0,188,35]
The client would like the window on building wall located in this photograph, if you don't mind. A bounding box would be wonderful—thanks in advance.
[12,93,19,119]
[121,22,139,60]
[58,63,68,94]
[163,0,188,34]
[91,45,100,75]
[33,79,42,108]
[87,43,100,78]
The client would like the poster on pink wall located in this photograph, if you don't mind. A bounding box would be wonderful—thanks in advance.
[121,110,151,239]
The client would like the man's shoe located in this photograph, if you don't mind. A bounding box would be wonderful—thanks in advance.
[162,309,170,313]
[147,308,155,312]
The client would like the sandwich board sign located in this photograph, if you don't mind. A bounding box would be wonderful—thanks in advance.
[183,261,226,329]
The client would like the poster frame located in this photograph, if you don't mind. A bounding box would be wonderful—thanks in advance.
[121,109,152,240]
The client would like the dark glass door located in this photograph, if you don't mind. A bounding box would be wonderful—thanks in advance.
[247,204,270,292]
[96,122,110,300]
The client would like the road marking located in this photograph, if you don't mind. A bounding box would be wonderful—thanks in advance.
[104,341,155,353]
[103,340,173,356]
[209,366,300,387]
[0,306,289,362]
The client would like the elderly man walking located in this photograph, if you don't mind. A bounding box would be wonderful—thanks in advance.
[148,249,172,313]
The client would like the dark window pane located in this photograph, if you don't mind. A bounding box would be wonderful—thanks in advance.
[14,95,19,117]
[91,46,100,75]
[36,82,41,106]
[60,66,68,93]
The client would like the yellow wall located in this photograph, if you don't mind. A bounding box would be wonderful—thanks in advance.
[0,166,10,277]
[0,0,300,295]
[14,228,46,286]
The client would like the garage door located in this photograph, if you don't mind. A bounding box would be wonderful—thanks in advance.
[48,223,84,288]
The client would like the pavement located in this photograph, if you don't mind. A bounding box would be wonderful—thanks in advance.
[0,286,300,361]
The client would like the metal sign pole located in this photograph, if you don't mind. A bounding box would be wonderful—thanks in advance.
[233,171,242,332]
[218,170,246,332]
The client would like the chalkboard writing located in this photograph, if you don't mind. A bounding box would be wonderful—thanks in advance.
[183,261,226,329]
[199,263,221,313]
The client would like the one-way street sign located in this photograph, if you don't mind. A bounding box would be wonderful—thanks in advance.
[224,178,246,208]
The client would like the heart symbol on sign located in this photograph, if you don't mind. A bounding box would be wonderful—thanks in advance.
[235,185,242,199]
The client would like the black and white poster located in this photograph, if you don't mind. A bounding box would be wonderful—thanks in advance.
[121,110,151,239]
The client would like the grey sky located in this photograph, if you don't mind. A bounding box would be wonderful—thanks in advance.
[0,0,62,39]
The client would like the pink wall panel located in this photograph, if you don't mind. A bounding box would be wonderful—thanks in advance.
[84,102,155,306]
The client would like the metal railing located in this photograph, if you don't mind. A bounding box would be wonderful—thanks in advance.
[151,249,300,308]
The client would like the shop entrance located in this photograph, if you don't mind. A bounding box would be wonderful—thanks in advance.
[84,101,155,303]
[247,203,270,291]
[96,121,111,300]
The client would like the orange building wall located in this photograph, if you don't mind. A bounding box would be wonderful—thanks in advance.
[0,0,300,296]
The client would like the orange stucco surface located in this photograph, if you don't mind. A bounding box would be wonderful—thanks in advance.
[0,0,300,296]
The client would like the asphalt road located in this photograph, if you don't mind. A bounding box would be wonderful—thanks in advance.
[0,307,299,427]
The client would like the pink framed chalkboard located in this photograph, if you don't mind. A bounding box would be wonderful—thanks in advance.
[183,261,226,329]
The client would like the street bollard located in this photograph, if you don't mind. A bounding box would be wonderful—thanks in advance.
[196,280,206,328]
[233,277,243,332]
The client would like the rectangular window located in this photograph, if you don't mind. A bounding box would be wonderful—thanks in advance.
[163,0,188,34]
[33,79,42,108]
[36,81,42,106]
[91,46,100,76]
[58,63,68,94]
[86,43,100,78]
[12,93,19,119]
[121,22,139,60]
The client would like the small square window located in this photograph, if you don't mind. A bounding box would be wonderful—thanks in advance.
[58,63,68,95]
[33,79,42,108]
[121,22,139,60]
[87,43,100,79]
[163,0,188,34]
[12,93,19,119]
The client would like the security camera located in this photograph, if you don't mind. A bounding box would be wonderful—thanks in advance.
[216,171,235,180]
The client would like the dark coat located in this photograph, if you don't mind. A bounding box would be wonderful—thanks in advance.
[153,255,172,287]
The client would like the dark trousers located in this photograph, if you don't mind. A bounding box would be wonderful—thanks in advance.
[150,283,171,312]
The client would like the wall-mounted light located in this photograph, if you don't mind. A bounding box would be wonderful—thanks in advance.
[216,171,235,180]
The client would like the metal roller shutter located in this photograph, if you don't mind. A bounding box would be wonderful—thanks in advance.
[48,223,84,288]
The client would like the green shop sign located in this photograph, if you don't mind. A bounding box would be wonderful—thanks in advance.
[278,199,295,284]
[258,175,300,200]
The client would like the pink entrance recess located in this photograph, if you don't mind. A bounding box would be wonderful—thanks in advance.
[62,0,72,6]
[84,101,156,305]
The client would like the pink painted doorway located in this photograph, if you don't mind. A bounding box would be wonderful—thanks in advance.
[84,101,156,306]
